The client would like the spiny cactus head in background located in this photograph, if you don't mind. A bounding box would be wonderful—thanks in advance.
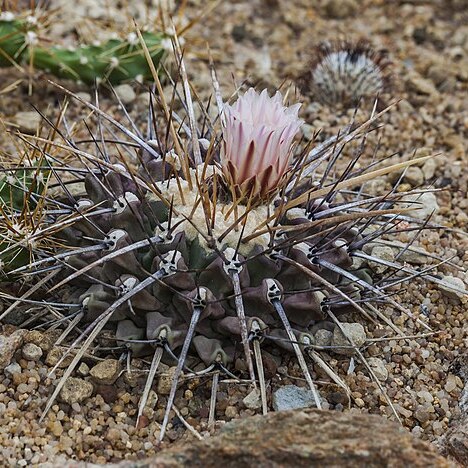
[301,40,392,107]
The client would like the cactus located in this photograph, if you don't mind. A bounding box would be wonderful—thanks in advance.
[300,40,392,106]
[0,157,50,274]
[0,12,165,84]
[2,52,466,442]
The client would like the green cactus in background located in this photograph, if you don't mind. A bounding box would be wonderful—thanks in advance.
[0,159,51,274]
[0,13,165,84]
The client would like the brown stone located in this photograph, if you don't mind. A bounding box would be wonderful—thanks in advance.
[89,359,121,385]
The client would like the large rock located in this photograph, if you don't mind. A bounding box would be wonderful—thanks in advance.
[59,377,94,405]
[441,420,468,466]
[60,409,451,467]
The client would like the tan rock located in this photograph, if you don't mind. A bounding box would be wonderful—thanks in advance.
[331,323,366,356]
[0,329,27,370]
[76,409,452,467]
[14,111,42,134]
[59,377,93,405]
[89,359,121,385]
[406,72,439,96]
[45,347,74,368]
[157,367,178,395]
[324,0,358,18]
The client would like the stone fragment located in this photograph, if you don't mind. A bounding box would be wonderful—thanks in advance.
[4,361,21,377]
[417,391,434,403]
[0,330,26,370]
[14,111,42,134]
[414,407,430,424]
[301,124,314,140]
[439,354,468,465]
[422,158,437,180]
[273,385,318,411]
[243,388,262,410]
[369,245,395,274]
[391,241,429,265]
[25,330,55,352]
[75,91,91,102]
[123,409,452,467]
[331,323,366,356]
[438,276,466,301]
[406,72,439,96]
[367,357,389,382]
[440,420,468,466]
[324,0,358,18]
[89,359,121,385]
[114,84,136,105]
[314,329,333,347]
[21,342,43,361]
[405,192,439,220]
[59,377,93,404]
[444,375,458,393]
[320,383,350,406]
[157,367,178,395]
[77,362,90,377]
[225,406,238,419]
[404,166,424,187]
[45,347,74,368]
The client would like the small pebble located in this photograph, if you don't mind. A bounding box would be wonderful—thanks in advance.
[21,343,43,362]
[89,359,121,385]
[273,385,319,411]
[114,84,136,105]
[331,323,366,356]
[60,377,94,405]
[243,388,262,410]
[367,358,389,382]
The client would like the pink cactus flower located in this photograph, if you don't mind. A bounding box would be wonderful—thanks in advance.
[222,88,303,200]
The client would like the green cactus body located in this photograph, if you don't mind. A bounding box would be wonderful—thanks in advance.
[32,32,165,84]
[0,16,165,84]
[0,18,30,66]
[0,164,49,273]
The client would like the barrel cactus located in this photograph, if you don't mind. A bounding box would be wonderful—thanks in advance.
[2,59,466,442]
